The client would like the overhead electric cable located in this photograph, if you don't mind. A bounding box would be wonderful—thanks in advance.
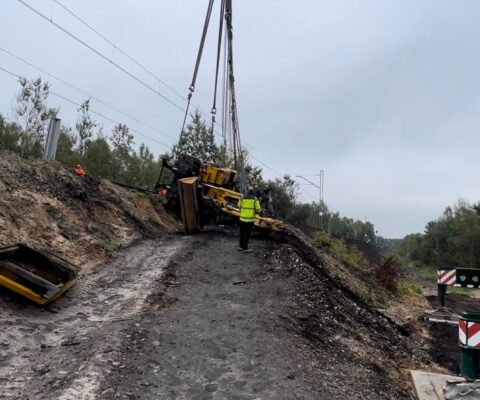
[1,63,288,181]
[0,47,177,141]
[51,0,229,135]
[50,91,173,150]
[17,0,288,176]
[16,0,186,113]
[13,1,300,184]
[0,66,172,150]
[1,63,304,189]
[52,0,186,102]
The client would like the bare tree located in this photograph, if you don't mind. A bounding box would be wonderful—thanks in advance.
[15,76,58,157]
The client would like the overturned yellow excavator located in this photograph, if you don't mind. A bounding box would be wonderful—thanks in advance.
[157,2,284,233]
[156,154,284,234]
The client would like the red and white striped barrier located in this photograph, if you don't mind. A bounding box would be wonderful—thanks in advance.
[459,319,480,348]
[437,269,457,286]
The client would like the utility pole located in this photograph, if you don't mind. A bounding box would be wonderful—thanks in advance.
[296,174,323,204]
[318,170,324,230]
[296,171,325,230]
[43,118,61,160]
[317,170,324,204]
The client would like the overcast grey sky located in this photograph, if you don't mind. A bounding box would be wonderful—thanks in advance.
[1,0,480,238]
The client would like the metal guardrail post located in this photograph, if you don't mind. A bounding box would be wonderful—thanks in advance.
[437,284,447,307]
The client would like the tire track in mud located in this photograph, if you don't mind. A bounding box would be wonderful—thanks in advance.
[0,235,189,400]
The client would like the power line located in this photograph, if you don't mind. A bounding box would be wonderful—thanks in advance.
[16,0,186,113]
[1,51,288,181]
[0,46,177,141]
[16,0,269,163]
[0,65,173,150]
[0,66,19,80]
[1,64,317,201]
[50,0,222,137]
[247,153,284,177]
[14,0,302,183]
[241,139,293,175]
[51,91,173,150]
[52,0,186,103]
[18,0,292,178]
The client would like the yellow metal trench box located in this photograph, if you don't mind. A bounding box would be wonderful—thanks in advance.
[0,244,79,305]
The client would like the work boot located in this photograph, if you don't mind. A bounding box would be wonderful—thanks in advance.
[243,249,252,253]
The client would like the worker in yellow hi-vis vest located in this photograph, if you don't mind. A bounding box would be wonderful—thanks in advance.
[237,186,261,253]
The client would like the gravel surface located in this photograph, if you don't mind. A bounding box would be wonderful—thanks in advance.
[1,228,418,399]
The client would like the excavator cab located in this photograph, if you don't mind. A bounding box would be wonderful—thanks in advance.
[155,155,202,209]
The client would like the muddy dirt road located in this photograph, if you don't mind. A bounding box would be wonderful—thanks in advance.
[0,235,186,399]
[0,229,413,399]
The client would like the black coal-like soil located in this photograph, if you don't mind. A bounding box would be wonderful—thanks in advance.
[428,322,460,374]
[426,293,480,374]
[1,228,421,399]
[100,228,417,399]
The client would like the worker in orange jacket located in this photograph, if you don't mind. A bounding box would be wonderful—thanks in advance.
[74,164,86,176]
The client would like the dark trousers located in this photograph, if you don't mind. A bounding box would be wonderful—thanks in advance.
[239,221,254,250]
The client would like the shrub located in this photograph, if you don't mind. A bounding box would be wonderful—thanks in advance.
[375,257,398,293]
[101,239,120,254]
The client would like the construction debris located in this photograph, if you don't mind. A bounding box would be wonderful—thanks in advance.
[410,370,464,400]
[0,243,78,305]
[445,381,480,399]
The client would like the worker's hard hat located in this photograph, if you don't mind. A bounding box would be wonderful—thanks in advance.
[76,164,81,168]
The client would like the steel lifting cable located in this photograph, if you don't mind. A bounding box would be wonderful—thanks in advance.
[53,0,186,102]
[224,0,237,167]
[221,26,229,150]
[225,3,241,157]
[178,0,246,193]
[224,0,246,192]
[210,0,226,133]
[180,0,215,135]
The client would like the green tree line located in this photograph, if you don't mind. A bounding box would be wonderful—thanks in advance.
[1,76,378,244]
[0,77,165,188]
[398,199,480,268]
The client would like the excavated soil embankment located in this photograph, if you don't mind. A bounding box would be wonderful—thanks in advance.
[0,151,179,265]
